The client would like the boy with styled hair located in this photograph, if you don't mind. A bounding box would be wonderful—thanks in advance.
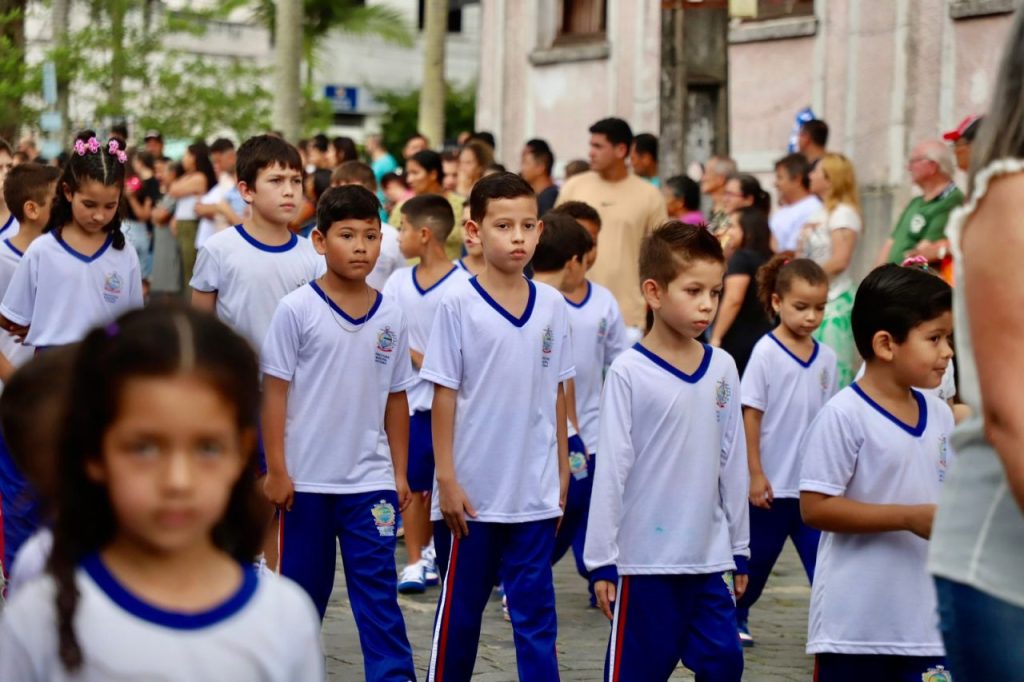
[422,173,573,682]
[262,184,417,681]
[532,212,627,605]
[384,193,470,594]
[191,134,324,354]
[585,221,750,682]
[800,263,954,681]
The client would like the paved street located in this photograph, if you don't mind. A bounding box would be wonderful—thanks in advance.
[323,543,814,680]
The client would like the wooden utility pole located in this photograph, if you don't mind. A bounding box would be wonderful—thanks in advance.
[272,0,303,142]
[418,0,448,149]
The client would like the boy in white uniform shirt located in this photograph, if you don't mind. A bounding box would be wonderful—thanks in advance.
[421,174,573,682]
[384,193,469,594]
[190,135,324,355]
[800,263,955,682]
[585,222,749,682]
[261,185,417,681]
[532,212,627,605]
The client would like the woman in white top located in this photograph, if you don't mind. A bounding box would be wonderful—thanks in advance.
[167,143,216,286]
[798,153,862,388]
[929,6,1024,679]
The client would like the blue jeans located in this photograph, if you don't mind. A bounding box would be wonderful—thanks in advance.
[935,576,1024,681]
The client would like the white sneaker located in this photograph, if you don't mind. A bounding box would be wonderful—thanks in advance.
[398,563,426,594]
[501,594,511,622]
[422,543,439,586]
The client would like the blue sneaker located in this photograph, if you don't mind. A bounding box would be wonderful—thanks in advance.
[422,544,439,586]
[738,620,755,647]
[398,564,425,594]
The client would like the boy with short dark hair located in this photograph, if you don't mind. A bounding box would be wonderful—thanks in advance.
[384,193,470,595]
[550,200,601,271]
[423,173,573,682]
[585,222,749,682]
[261,185,417,681]
[191,134,325,354]
[332,160,402,289]
[799,264,954,681]
[533,212,627,606]
[0,163,59,379]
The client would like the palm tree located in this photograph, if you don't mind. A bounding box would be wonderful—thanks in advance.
[256,0,414,91]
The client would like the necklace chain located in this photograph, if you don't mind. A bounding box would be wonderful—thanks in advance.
[323,282,374,334]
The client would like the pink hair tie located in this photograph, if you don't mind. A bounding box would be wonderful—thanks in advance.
[73,139,87,156]
[86,137,100,154]
[902,255,929,268]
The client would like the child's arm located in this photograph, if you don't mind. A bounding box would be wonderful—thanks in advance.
[167,173,207,198]
[432,385,476,537]
[0,354,15,383]
[583,368,636,620]
[800,493,935,539]
[410,349,424,370]
[564,379,583,446]
[385,391,412,512]
[261,375,294,510]
[710,273,748,347]
[556,381,570,510]
[191,290,217,312]
[744,407,772,509]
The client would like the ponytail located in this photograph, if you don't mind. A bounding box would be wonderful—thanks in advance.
[756,251,828,316]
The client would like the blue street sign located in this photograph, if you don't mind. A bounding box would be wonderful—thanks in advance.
[324,85,359,113]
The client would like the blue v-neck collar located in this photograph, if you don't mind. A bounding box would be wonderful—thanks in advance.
[564,281,592,309]
[413,265,458,296]
[851,383,928,437]
[310,281,381,324]
[469,276,536,327]
[54,231,112,263]
[633,343,712,384]
[767,333,819,368]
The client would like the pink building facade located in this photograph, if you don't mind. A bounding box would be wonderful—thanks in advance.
[475,0,1016,274]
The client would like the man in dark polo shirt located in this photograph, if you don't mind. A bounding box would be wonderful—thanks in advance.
[877,139,964,265]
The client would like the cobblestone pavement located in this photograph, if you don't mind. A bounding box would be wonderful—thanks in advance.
[323,543,814,681]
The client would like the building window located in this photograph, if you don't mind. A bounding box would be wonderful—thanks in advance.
[558,0,606,41]
[733,0,814,21]
[417,0,463,33]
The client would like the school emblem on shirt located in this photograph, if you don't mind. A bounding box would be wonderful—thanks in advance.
[597,318,608,339]
[541,326,554,367]
[937,435,950,483]
[375,326,395,365]
[370,500,396,537]
[102,272,123,303]
[715,378,731,422]
[910,214,927,235]
[921,666,953,682]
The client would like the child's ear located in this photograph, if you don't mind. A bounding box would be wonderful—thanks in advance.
[871,330,897,362]
[237,181,255,204]
[22,200,38,222]
[466,219,482,242]
[536,219,545,237]
[641,278,662,310]
[771,292,782,314]
[419,226,432,243]
[310,227,328,255]
[62,182,73,203]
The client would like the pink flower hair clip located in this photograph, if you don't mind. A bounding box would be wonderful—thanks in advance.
[73,139,87,156]
[86,137,101,154]
[108,139,127,163]
[901,255,930,269]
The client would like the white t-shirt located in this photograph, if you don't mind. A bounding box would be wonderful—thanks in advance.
[798,202,862,300]
[190,226,325,353]
[584,344,750,576]
[195,177,233,250]
[0,232,143,347]
[854,361,956,402]
[173,194,199,221]
[261,283,416,493]
[0,215,19,239]
[565,280,628,454]
[381,264,470,414]
[741,334,838,498]
[420,277,575,522]
[0,240,34,369]
[799,385,954,656]
[0,554,324,681]
[366,223,403,291]
[770,194,823,252]
[8,528,52,597]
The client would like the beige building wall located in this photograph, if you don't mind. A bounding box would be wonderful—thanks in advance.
[475,0,1017,274]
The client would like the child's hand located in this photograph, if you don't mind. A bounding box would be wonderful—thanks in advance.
[749,472,774,509]
[906,504,937,539]
[395,477,412,512]
[263,470,295,511]
[438,478,477,538]
[595,580,616,621]
[734,573,749,600]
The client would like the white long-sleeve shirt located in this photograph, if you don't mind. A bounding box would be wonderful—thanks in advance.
[584,344,750,579]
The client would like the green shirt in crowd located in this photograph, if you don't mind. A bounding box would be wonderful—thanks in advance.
[887,183,964,263]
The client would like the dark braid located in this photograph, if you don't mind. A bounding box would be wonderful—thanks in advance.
[50,538,84,670]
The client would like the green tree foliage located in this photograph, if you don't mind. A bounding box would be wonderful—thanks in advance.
[0,4,38,142]
[374,81,476,155]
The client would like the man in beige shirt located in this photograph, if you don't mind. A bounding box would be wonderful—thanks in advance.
[557,118,668,332]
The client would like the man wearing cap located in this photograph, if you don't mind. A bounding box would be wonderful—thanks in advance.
[144,130,164,159]
[945,115,983,173]
[876,139,964,266]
